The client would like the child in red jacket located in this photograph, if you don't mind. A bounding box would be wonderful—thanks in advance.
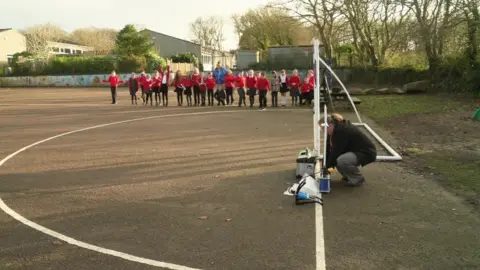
[289,69,301,106]
[171,70,185,106]
[236,71,247,107]
[246,70,257,107]
[205,72,216,106]
[102,71,124,104]
[152,70,162,106]
[256,72,270,109]
[142,74,154,106]
[192,69,201,106]
[199,72,208,106]
[224,70,236,105]
[183,72,193,106]
[301,76,314,106]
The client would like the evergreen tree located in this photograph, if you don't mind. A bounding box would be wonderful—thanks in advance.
[113,24,153,57]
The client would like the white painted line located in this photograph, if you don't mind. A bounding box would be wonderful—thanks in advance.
[0,110,254,270]
[315,161,327,270]
[316,204,326,270]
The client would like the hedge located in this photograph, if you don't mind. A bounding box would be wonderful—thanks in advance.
[8,53,167,76]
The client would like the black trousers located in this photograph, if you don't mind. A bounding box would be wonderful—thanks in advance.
[207,89,214,105]
[145,92,153,105]
[153,87,160,104]
[226,87,234,104]
[258,90,267,108]
[176,91,183,105]
[110,86,117,104]
[161,84,168,106]
[193,86,200,105]
[200,91,206,105]
[271,91,278,106]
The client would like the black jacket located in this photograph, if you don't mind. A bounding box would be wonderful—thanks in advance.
[325,120,377,168]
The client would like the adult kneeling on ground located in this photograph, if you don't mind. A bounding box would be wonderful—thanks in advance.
[320,113,377,187]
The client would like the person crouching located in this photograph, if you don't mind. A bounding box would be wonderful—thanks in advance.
[321,113,377,186]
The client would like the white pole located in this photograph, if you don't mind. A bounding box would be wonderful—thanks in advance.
[313,40,321,157]
[323,104,328,168]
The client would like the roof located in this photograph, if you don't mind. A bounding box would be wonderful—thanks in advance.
[0,28,13,33]
[141,29,201,46]
[268,45,317,49]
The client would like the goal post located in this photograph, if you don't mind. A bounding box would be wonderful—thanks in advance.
[312,39,402,162]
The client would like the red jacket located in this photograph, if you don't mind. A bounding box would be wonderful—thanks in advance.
[142,79,153,91]
[246,76,257,89]
[205,77,215,90]
[236,76,246,88]
[301,82,313,93]
[308,76,315,87]
[199,77,207,91]
[103,75,124,87]
[182,78,193,87]
[192,73,200,86]
[289,75,301,88]
[151,76,161,88]
[224,75,236,88]
[257,77,270,91]
[172,78,183,88]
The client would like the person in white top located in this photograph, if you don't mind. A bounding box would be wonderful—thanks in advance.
[279,69,289,106]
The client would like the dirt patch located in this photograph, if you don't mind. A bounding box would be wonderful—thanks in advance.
[359,94,480,212]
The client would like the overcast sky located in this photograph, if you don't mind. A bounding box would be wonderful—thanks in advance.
[0,0,272,50]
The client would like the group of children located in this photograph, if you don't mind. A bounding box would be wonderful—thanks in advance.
[103,66,317,108]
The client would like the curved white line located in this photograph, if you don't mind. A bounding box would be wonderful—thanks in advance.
[0,110,251,270]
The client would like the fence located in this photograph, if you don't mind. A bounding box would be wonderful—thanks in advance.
[166,60,194,74]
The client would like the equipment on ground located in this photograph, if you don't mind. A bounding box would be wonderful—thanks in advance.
[473,109,480,121]
[296,148,317,179]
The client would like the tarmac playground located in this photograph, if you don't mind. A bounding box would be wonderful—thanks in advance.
[0,88,479,270]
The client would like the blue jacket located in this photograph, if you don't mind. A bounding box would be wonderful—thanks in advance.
[213,67,227,84]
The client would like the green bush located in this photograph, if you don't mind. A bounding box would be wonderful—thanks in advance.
[45,56,116,75]
[117,56,147,73]
[145,53,167,72]
[171,52,199,67]
[9,53,167,76]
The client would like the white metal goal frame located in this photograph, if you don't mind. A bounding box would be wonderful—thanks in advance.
[312,40,402,162]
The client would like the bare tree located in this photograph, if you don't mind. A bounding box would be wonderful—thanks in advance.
[233,6,312,51]
[70,27,117,55]
[22,23,68,56]
[401,0,460,73]
[461,0,479,63]
[271,0,342,59]
[337,0,410,66]
[189,16,225,51]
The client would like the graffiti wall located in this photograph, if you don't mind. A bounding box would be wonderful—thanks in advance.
[0,73,133,88]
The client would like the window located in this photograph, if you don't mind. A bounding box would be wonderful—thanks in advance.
[53,47,60,52]
[64,48,71,54]
[7,55,13,65]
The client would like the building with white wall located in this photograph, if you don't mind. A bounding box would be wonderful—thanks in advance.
[0,28,27,65]
[47,40,93,55]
